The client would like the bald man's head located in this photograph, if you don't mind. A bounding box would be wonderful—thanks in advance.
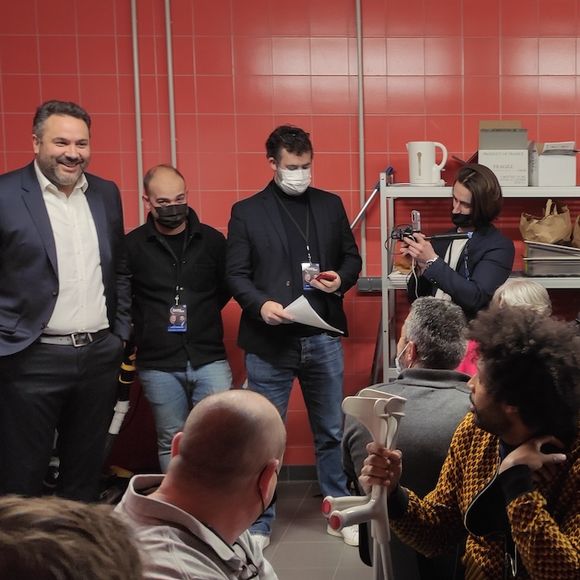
[170,390,286,493]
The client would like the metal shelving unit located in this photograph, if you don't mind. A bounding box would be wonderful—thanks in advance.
[379,173,580,381]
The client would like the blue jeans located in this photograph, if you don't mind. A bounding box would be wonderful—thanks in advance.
[245,334,348,535]
[139,360,232,472]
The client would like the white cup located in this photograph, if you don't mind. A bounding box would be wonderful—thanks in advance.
[406,141,448,185]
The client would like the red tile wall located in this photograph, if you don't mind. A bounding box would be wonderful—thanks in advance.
[1,0,579,470]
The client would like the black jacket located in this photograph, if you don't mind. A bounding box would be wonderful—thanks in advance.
[126,209,229,370]
[226,182,362,359]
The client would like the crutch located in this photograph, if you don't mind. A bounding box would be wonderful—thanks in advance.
[322,388,406,580]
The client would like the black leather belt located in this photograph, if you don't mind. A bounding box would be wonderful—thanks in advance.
[38,329,110,347]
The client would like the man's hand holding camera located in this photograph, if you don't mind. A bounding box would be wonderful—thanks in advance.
[400,233,438,272]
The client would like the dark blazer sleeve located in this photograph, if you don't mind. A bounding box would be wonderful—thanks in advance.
[0,165,60,354]
[110,185,132,341]
[332,198,363,295]
[207,226,231,310]
[86,173,131,341]
[226,200,272,319]
[342,414,372,490]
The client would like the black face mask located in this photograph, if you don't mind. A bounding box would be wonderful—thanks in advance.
[266,489,277,511]
[154,203,188,229]
[451,212,472,228]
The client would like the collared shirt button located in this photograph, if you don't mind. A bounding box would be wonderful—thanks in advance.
[286,280,291,286]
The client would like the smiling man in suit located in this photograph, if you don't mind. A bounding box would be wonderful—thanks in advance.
[226,125,362,548]
[0,100,131,501]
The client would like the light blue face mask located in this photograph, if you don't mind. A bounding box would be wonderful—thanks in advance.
[395,342,410,374]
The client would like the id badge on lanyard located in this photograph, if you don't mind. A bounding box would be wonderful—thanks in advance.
[301,262,320,291]
[168,285,187,332]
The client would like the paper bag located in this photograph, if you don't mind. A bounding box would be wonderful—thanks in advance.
[393,242,413,274]
[519,199,572,244]
[572,216,580,249]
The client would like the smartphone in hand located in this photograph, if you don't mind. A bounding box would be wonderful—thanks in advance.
[315,272,337,282]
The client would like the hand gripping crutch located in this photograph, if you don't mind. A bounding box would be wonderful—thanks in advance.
[322,388,406,580]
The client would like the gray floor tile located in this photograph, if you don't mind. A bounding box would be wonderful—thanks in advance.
[280,517,337,543]
[333,565,374,580]
[269,541,345,569]
[265,481,371,578]
[294,495,326,519]
[277,569,335,580]
[276,480,314,499]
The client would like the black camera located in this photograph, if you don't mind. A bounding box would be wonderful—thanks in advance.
[390,225,417,241]
[391,209,421,241]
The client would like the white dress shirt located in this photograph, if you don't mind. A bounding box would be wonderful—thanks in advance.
[34,161,108,334]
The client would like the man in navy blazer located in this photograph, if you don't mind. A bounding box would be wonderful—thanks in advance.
[0,101,131,501]
[227,125,362,548]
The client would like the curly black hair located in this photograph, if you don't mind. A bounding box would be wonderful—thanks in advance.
[469,305,579,445]
[265,125,313,163]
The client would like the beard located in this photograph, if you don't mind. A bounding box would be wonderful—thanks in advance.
[39,155,87,190]
[470,396,511,437]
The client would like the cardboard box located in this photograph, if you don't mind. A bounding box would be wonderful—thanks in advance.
[529,141,577,186]
[478,121,529,186]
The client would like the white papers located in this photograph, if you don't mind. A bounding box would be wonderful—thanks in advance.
[283,295,344,334]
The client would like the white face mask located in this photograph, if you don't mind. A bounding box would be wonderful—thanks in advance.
[395,342,410,374]
[276,167,311,196]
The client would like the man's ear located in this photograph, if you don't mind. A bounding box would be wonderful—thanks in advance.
[502,403,520,418]
[257,459,279,496]
[406,340,418,366]
[268,157,278,172]
[170,432,184,458]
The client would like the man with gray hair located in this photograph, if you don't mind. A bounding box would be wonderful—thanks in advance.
[342,297,471,580]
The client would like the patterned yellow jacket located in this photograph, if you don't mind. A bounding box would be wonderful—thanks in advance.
[389,413,579,579]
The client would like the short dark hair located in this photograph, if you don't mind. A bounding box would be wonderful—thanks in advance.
[454,163,503,228]
[0,495,143,580]
[143,164,186,195]
[265,125,313,163]
[469,305,580,445]
[405,297,467,369]
[32,100,91,138]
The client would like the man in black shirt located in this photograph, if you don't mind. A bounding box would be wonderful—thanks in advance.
[127,164,232,472]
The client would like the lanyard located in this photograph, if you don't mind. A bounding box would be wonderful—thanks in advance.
[156,229,189,305]
[274,193,312,262]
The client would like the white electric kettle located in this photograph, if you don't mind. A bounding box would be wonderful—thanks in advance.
[406,141,448,186]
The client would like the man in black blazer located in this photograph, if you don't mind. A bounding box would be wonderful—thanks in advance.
[226,126,362,548]
[0,101,131,501]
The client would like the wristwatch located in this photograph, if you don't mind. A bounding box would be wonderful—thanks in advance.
[424,256,439,269]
